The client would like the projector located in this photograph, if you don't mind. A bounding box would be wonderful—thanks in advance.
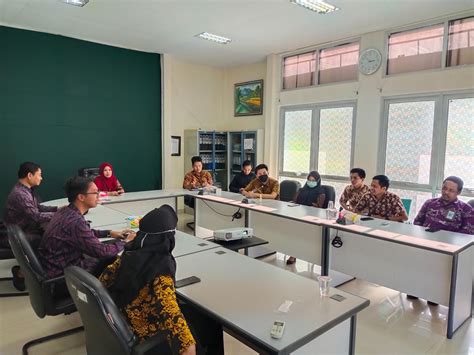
[213,227,253,241]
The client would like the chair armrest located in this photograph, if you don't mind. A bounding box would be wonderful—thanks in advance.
[43,275,66,286]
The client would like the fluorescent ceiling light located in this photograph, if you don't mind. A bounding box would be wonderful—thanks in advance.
[61,0,89,7]
[290,0,339,14]
[196,32,232,45]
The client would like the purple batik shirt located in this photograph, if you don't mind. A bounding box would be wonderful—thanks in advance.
[3,182,57,235]
[414,198,474,235]
[38,204,125,278]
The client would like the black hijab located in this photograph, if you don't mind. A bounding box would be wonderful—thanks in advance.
[108,204,178,308]
[295,171,325,207]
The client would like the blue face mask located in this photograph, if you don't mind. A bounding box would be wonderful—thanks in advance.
[306,180,318,188]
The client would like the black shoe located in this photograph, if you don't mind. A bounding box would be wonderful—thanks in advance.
[286,256,296,265]
[406,294,418,300]
[427,301,439,306]
[11,266,26,291]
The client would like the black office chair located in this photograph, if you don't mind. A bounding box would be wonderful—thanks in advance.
[321,185,336,208]
[0,221,28,298]
[65,266,167,355]
[78,167,100,179]
[7,225,83,355]
[468,199,474,208]
[280,180,301,202]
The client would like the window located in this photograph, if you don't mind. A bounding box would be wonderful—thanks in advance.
[280,102,355,181]
[281,110,312,173]
[387,24,444,75]
[444,97,474,189]
[380,93,474,219]
[384,100,435,185]
[447,17,474,67]
[283,51,316,89]
[317,107,353,176]
[319,42,359,84]
[282,42,359,89]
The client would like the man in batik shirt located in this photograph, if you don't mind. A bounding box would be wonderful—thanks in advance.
[4,162,58,290]
[414,176,473,235]
[38,176,136,280]
[354,175,408,222]
[3,162,58,245]
[339,168,370,211]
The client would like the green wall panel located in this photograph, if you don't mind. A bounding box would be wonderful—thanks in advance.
[0,26,162,211]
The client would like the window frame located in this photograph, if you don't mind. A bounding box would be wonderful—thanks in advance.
[279,101,357,183]
[383,14,474,77]
[280,38,360,91]
[378,90,474,198]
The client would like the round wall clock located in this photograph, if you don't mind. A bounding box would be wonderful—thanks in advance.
[358,48,382,75]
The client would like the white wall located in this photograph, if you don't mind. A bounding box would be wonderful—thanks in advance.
[163,22,474,192]
[266,29,474,180]
[162,55,266,190]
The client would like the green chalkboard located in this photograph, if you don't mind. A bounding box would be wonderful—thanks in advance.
[0,26,162,212]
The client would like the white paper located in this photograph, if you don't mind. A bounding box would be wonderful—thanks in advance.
[277,300,293,313]
[243,138,254,150]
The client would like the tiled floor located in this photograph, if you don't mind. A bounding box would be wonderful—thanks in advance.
[0,213,472,354]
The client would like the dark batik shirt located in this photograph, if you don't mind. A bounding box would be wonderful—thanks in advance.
[3,182,57,235]
[354,191,406,218]
[414,198,474,235]
[38,204,125,278]
[229,172,256,193]
[339,184,370,211]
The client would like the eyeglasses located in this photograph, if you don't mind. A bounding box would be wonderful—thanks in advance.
[83,191,100,196]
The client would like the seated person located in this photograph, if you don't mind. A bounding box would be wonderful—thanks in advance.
[353,175,408,222]
[4,162,58,291]
[229,160,256,193]
[100,205,224,355]
[182,156,213,209]
[94,162,125,196]
[3,162,58,244]
[414,176,473,235]
[294,171,326,208]
[38,176,136,279]
[242,164,280,200]
[339,168,370,212]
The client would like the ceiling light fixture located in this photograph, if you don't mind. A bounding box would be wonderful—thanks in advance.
[289,0,339,14]
[61,0,89,7]
[195,32,232,45]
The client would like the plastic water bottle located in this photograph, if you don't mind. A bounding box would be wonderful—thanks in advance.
[326,201,338,220]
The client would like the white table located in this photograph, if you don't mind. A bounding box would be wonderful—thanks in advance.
[43,189,473,339]
[327,218,473,339]
[175,247,369,354]
[192,191,473,339]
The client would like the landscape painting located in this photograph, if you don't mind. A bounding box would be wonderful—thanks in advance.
[234,80,263,116]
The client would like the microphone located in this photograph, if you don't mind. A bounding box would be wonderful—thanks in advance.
[336,207,346,225]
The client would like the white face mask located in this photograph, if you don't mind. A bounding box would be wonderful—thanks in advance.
[140,228,176,248]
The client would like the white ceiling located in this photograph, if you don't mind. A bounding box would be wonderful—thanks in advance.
[1,0,473,67]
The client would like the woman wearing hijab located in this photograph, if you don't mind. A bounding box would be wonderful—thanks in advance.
[286,171,327,265]
[294,171,326,208]
[94,162,124,196]
[99,205,224,355]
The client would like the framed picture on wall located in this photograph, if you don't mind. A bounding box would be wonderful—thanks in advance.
[171,136,181,156]
[234,79,263,116]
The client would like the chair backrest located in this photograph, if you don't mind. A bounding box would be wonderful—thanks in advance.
[65,266,136,355]
[78,167,100,179]
[0,221,14,259]
[467,199,474,208]
[7,225,49,317]
[321,185,336,209]
[401,198,412,215]
[280,180,301,202]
